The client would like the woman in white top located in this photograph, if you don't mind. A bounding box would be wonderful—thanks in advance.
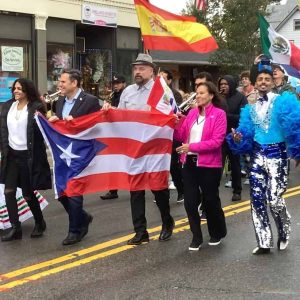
[0,78,51,242]
[174,82,227,251]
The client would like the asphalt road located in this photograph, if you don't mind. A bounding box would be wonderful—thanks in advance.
[0,166,300,300]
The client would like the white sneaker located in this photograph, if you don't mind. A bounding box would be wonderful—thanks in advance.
[279,240,289,251]
[224,180,232,188]
[243,179,250,185]
[208,238,221,246]
[168,181,176,190]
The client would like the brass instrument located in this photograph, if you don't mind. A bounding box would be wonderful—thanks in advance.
[178,92,197,112]
[44,90,61,103]
[44,90,61,118]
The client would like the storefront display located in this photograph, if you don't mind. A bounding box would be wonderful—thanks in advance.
[47,43,73,93]
[78,48,112,99]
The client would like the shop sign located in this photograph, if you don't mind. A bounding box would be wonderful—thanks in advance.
[1,46,24,72]
[82,4,117,28]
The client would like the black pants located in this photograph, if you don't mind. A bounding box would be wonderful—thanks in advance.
[183,156,227,242]
[59,195,89,234]
[170,141,184,195]
[130,188,173,233]
[222,142,242,194]
[4,148,43,225]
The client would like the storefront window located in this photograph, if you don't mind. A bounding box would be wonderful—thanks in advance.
[47,43,73,93]
[116,49,139,84]
[0,40,31,102]
[77,49,112,99]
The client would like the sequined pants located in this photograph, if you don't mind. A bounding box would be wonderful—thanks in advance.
[249,142,290,248]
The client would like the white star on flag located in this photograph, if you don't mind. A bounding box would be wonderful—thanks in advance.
[57,142,80,167]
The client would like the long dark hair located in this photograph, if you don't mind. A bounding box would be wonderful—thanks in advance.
[12,78,42,104]
[197,81,222,108]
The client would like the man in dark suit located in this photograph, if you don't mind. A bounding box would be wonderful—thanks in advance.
[49,69,100,245]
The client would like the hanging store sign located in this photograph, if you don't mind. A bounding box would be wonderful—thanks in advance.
[82,4,117,28]
[1,46,24,72]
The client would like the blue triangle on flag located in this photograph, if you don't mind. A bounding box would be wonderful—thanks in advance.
[37,115,106,196]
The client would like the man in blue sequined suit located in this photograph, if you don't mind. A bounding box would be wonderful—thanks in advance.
[227,68,300,255]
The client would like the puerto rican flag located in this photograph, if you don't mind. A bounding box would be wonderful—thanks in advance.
[147,76,178,115]
[35,110,174,198]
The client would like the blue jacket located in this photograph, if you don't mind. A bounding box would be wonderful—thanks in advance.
[227,91,300,159]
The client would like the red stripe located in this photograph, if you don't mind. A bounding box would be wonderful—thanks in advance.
[290,43,300,70]
[52,110,175,135]
[134,0,196,22]
[143,35,218,53]
[147,77,164,109]
[64,171,169,196]
[98,138,172,157]
[1,208,31,223]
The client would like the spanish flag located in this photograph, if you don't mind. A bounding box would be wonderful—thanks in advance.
[134,0,218,53]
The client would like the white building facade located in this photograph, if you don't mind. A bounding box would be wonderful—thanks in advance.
[0,0,141,101]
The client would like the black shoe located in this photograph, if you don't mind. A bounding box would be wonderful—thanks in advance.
[159,220,175,241]
[62,233,81,246]
[252,247,271,255]
[100,192,118,200]
[208,237,222,246]
[127,231,149,245]
[189,238,202,251]
[1,224,22,242]
[80,214,93,239]
[232,193,241,201]
[176,194,184,204]
[31,219,46,238]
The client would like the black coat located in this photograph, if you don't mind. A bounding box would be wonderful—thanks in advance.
[55,91,100,119]
[218,75,248,133]
[0,99,52,190]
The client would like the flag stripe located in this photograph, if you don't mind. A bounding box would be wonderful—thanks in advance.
[61,122,173,143]
[291,43,300,70]
[75,154,171,178]
[134,0,196,21]
[143,35,218,53]
[98,138,172,158]
[136,5,212,42]
[65,171,169,196]
[259,14,271,57]
[52,110,174,136]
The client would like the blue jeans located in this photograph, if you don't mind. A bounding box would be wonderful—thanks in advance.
[59,196,89,234]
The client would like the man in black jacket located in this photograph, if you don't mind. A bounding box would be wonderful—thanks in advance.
[159,69,184,203]
[49,69,100,245]
[218,75,247,201]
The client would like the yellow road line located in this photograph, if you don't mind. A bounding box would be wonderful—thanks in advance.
[0,195,250,281]
[0,186,299,292]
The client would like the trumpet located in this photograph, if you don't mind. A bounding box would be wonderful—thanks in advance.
[44,90,61,118]
[178,92,197,112]
[44,90,61,103]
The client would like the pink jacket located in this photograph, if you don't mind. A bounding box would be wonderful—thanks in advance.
[174,104,227,168]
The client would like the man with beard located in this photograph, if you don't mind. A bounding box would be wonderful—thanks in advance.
[103,53,174,245]
[100,75,126,200]
[228,68,300,255]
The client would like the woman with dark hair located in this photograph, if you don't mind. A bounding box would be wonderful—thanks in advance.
[0,78,51,241]
[175,82,227,251]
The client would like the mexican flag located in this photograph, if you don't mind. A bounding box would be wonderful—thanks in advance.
[259,14,300,71]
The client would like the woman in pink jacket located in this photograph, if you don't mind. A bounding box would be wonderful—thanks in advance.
[175,82,227,251]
